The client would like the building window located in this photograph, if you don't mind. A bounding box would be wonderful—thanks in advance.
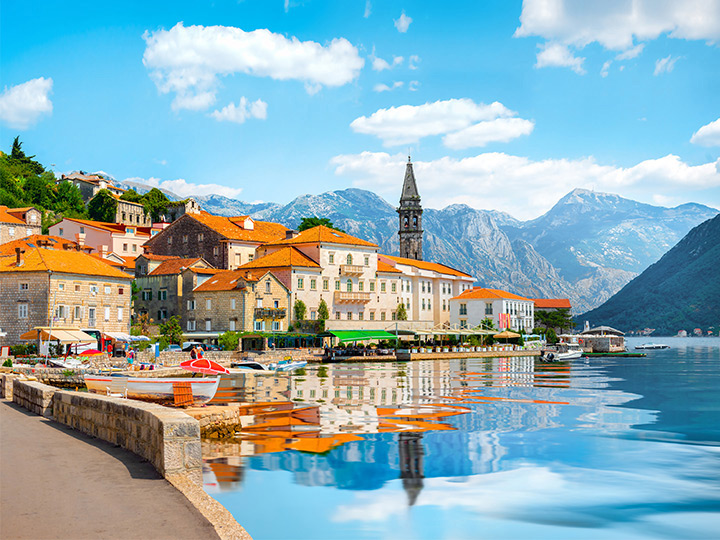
[205,319,212,331]
[422,299,426,310]
[74,306,82,320]
[422,282,426,293]
[254,320,264,331]
[347,254,353,265]
[182,235,188,243]
[159,290,167,301]
[88,307,96,326]
[142,289,151,301]
[187,320,196,331]
[322,279,329,291]
[187,300,195,310]
[104,285,111,295]
[265,280,271,293]
[198,233,204,241]
[391,282,397,293]
[297,278,304,289]
[310,310,316,320]
[335,311,341,320]
[117,307,124,322]
[364,255,369,266]
[19,282,29,291]
[392,312,396,321]
[257,298,263,308]
[329,253,334,264]
[335,280,340,291]
[460,319,468,329]
[213,246,219,256]
[310,279,317,290]
[485,302,493,315]
[206,299,212,309]
[380,312,386,321]
[231,299,236,310]
[274,300,279,308]
[358,312,364,321]
[380,282,386,293]
[123,243,128,252]
[118,287,124,295]
[18,303,28,318]
[428,300,432,310]
[229,320,236,331]
[347,312,352,320]
[460,303,467,315]
[168,236,173,245]
[80,227,85,234]
[369,312,375,321]
[104,307,111,321]
[346,279,352,292]
[358,281,364,292]
[55,305,67,319]
[443,300,446,311]
[370,281,375,292]
[132,244,137,253]
[272,321,281,331]
[75,284,81,292]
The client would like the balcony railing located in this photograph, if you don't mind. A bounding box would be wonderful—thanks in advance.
[334,291,371,303]
[339,264,365,276]
[254,308,286,320]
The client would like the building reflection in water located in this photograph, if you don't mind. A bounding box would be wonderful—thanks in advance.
[202,356,637,496]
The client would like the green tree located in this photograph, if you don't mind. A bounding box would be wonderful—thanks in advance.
[318,298,329,321]
[294,299,307,321]
[546,327,558,344]
[219,331,240,351]
[142,188,170,222]
[120,189,143,203]
[159,315,183,345]
[396,303,408,321]
[22,173,57,209]
[297,217,345,233]
[55,181,85,215]
[7,137,45,177]
[479,317,496,330]
[87,189,118,222]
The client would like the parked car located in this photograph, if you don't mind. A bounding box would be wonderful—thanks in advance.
[166,344,182,352]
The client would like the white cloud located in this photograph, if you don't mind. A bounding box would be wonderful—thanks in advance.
[364,1,371,18]
[535,43,585,74]
[330,151,720,220]
[616,43,645,60]
[516,0,720,73]
[371,54,403,71]
[210,97,268,124]
[600,60,611,78]
[350,98,528,147]
[143,23,364,111]
[654,55,680,75]
[443,118,534,150]
[373,82,404,93]
[394,12,412,33]
[691,117,720,146]
[408,80,420,91]
[284,0,289,13]
[408,55,420,69]
[0,77,53,129]
[123,176,243,199]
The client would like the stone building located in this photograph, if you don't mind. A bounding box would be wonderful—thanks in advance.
[160,198,201,223]
[188,269,290,334]
[134,253,184,277]
[50,217,156,259]
[449,287,535,332]
[142,211,288,270]
[115,197,151,227]
[59,172,124,202]
[133,257,214,323]
[397,157,423,261]
[0,206,42,245]
[0,246,132,345]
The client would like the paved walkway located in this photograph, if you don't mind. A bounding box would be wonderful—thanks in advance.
[0,399,219,540]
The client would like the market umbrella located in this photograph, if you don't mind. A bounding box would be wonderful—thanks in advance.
[180,358,230,375]
[493,330,521,344]
[78,349,104,356]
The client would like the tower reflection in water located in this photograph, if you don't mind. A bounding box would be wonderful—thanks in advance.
[202,357,580,498]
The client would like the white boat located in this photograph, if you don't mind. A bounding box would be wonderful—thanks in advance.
[84,375,220,406]
[230,359,307,372]
[541,345,584,361]
[48,357,91,370]
[635,343,670,350]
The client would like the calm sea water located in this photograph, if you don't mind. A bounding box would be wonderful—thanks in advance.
[202,337,720,539]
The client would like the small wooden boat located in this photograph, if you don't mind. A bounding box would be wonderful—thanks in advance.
[84,374,220,406]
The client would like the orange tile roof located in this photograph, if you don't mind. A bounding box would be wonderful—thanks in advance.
[189,211,288,243]
[61,218,151,237]
[238,247,321,269]
[267,225,378,248]
[0,205,28,225]
[0,248,131,279]
[193,269,284,292]
[139,253,178,261]
[533,298,572,309]
[120,256,137,269]
[377,260,402,274]
[381,254,473,278]
[0,235,80,255]
[452,287,531,301]
[148,257,208,276]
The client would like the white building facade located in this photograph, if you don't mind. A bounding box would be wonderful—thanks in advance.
[449,288,534,332]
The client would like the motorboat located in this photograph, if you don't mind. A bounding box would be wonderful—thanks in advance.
[84,374,220,406]
[540,344,584,362]
[635,343,670,350]
[230,359,307,372]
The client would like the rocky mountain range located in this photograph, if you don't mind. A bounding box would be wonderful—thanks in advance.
[581,213,720,335]
[118,179,718,313]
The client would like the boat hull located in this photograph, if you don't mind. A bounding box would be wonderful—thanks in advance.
[84,375,220,406]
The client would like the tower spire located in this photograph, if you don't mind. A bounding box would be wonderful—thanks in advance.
[397,156,423,260]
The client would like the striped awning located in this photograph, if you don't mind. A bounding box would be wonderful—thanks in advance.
[20,328,96,343]
[328,330,398,342]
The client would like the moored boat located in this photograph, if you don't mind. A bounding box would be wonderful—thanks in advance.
[635,343,670,350]
[83,374,220,406]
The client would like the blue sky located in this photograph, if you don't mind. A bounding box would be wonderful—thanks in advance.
[1,0,719,219]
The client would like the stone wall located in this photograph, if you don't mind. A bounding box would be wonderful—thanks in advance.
[1,373,18,398]
[11,379,202,482]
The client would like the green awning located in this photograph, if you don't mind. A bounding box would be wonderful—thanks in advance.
[328,330,398,342]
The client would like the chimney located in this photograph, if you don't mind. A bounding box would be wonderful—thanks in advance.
[75,232,86,247]
[15,247,25,267]
[100,245,108,258]
[285,229,299,240]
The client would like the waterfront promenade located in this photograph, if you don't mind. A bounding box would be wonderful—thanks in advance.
[0,399,219,540]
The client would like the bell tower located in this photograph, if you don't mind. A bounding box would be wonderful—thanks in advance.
[397,156,423,260]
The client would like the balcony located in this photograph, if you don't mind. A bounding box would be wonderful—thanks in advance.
[254,308,286,320]
[334,291,371,303]
[339,264,364,276]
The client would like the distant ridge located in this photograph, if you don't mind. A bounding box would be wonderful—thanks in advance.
[580,214,720,335]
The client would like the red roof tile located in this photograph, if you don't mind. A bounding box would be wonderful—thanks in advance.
[377,260,402,274]
[451,287,531,301]
[189,211,288,243]
[0,248,131,279]
[193,269,285,292]
[0,235,80,255]
[148,257,209,276]
[0,205,28,225]
[381,254,472,278]
[267,225,378,248]
[533,298,572,309]
[238,247,320,269]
